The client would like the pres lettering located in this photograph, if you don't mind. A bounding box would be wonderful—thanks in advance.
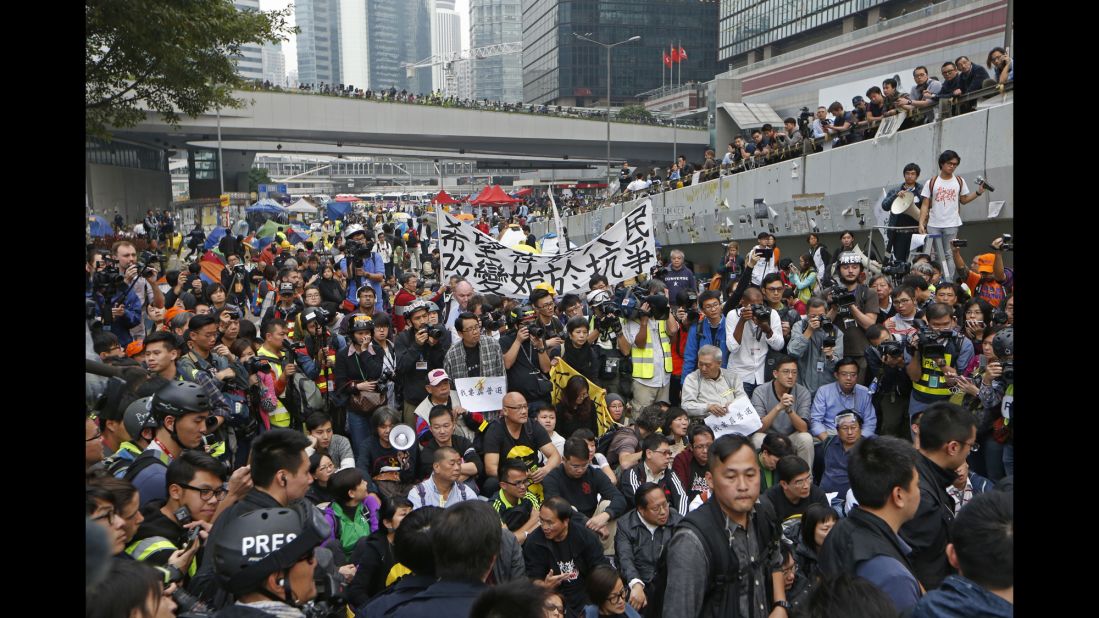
[241,532,298,555]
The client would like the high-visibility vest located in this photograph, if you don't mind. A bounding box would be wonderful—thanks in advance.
[912,351,954,399]
[126,536,198,577]
[257,347,291,427]
[631,320,673,379]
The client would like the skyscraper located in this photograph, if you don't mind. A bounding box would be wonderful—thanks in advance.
[296,0,341,86]
[471,0,523,102]
[262,42,287,86]
[232,0,264,81]
[521,0,719,107]
[431,0,462,93]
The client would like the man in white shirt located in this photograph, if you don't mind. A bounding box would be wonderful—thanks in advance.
[680,345,750,420]
[625,172,652,194]
[918,149,986,280]
[724,287,784,398]
[749,232,779,286]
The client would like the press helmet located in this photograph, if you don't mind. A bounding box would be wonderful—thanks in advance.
[213,506,330,599]
[122,396,156,440]
[343,224,365,239]
[992,327,1014,358]
[149,381,211,424]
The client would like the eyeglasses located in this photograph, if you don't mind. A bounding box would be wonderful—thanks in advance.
[701,302,722,311]
[460,326,481,333]
[692,442,713,451]
[789,477,812,488]
[782,562,798,576]
[607,588,629,603]
[543,601,565,616]
[316,463,336,474]
[502,478,531,488]
[179,483,230,501]
[958,440,980,453]
[651,449,673,457]
[86,428,103,442]
[91,507,118,523]
[536,302,555,310]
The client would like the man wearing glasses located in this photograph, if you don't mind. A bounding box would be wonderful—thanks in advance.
[749,356,815,469]
[615,482,683,612]
[918,149,985,281]
[810,357,878,442]
[491,458,543,544]
[901,402,978,591]
[444,313,506,414]
[760,455,829,526]
[618,434,689,514]
[125,450,227,573]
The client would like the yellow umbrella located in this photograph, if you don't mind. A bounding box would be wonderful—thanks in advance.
[512,243,540,254]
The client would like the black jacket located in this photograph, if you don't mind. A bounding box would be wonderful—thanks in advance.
[394,327,451,406]
[542,465,627,521]
[614,509,682,587]
[524,521,608,614]
[899,453,958,590]
[346,531,395,608]
[618,464,690,514]
[212,603,287,617]
[818,507,918,583]
[332,341,384,408]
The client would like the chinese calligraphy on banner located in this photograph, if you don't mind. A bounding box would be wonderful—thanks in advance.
[704,397,763,439]
[453,377,508,412]
[438,200,658,299]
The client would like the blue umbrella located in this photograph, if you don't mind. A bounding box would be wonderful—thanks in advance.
[204,226,227,251]
[88,214,113,238]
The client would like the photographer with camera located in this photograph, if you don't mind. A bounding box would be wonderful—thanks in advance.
[395,301,452,426]
[114,240,166,339]
[291,306,344,409]
[865,325,913,440]
[975,327,1013,477]
[253,318,299,430]
[680,290,728,382]
[621,283,676,411]
[827,252,879,384]
[749,232,780,286]
[724,285,784,398]
[500,304,555,405]
[586,289,631,398]
[87,253,145,349]
[260,282,304,337]
[904,303,975,427]
[788,297,845,400]
[220,254,253,310]
[176,314,239,434]
[338,224,386,314]
[951,236,1009,308]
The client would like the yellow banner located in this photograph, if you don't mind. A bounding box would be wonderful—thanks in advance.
[550,358,613,437]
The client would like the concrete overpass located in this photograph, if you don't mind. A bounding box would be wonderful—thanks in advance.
[112,89,709,163]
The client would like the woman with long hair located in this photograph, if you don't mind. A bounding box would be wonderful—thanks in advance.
[556,375,596,440]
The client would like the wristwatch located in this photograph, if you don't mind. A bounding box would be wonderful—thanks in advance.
[773,600,791,611]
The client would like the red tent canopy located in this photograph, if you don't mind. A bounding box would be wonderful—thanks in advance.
[467,185,491,203]
[432,190,460,204]
[470,185,523,205]
[515,187,533,197]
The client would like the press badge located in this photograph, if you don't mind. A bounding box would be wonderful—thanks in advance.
[816,361,824,373]
[416,361,428,371]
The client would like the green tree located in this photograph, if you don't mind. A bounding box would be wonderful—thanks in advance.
[86,0,294,140]
[616,104,654,123]
[248,167,272,193]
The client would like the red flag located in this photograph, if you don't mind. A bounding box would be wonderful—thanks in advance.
[663,51,672,68]
[678,46,687,61]
[669,46,679,63]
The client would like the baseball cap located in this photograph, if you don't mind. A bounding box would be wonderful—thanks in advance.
[164,306,186,322]
[125,341,144,358]
[427,369,449,386]
[975,253,995,274]
[278,282,296,296]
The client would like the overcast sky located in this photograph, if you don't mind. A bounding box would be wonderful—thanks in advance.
[260,0,473,76]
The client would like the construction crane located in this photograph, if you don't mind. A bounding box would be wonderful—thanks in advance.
[403,42,522,98]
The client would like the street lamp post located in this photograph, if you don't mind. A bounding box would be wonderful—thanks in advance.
[572,33,641,198]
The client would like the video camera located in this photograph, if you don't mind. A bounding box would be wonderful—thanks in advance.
[650,264,669,281]
[916,324,958,359]
[828,284,857,308]
[138,250,163,277]
[1001,360,1014,384]
[881,258,911,277]
[623,286,670,320]
[244,357,273,374]
[344,237,376,267]
[302,547,349,618]
[879,339,904,358]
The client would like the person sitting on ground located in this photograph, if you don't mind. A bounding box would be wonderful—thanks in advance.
[491,458,543,544]
[542,437,628,541]
[614,482,683,613]
[795,502,838,585]
[759,432,795,493]
[353,502,434,614]
[322,466,382,562]
[761,455,830,538]
[618,433,690,514]
[583,564,643,617]
[524,496,610,616]
[672,424,715,506]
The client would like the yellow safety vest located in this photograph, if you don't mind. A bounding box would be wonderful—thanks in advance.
[912,351,954,397]
[631,320,673,379]
[257,347,292,427]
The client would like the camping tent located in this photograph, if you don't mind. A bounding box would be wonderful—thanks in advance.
[88,214,113,238]
[246,199,287,214]
[470,185,522,205]
[287,198,318,214]
[325,201,352,221]
[432,190,461,204]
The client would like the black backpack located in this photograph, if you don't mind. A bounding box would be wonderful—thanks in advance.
[122,449,172,484]
[645,499,780,618]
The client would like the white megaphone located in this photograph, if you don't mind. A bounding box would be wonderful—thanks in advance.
[389,424,417,451]
[890,191,921,220]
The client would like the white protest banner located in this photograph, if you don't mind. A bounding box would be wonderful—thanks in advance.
[987,200,1005,218]
[704,397,763,439]
[438,199,658,298]
[453,377,508,412]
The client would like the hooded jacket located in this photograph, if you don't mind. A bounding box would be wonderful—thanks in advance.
[911,574,1013,618]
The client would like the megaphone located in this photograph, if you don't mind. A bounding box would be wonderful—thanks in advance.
[390,424,417,451]
[890,191,921,220]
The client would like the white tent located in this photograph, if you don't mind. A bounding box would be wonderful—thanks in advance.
[287,198,318,214]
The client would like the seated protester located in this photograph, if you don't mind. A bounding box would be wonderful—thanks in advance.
[819,411,865,508]
[383,501,502,617]
[491,458,544,543]
[356,407,420,500]
[583,564,643,618]
[758,432,794,494]
[750,355,816,469]
[524,497,610,616]
[760,456,830,541]
[672,425,715,506]
[810,357,878,442]
[615,482,683,612]
[306,411,355,470]
[945,461,994,516]
[572,428,617,485]
[413,369,482,449]
[322,467,382,562]
[680,344,751,420]
[350,498,420,611]
[417,405,484,487]
[561,316,601,383]
[124,450,226,571]
[818,436,924,614]
[661,407,691,459]
[787,297,844,400]
[605,404,664,472]
[680,290,728,381]
[482,392,561,501]
[408,446,478,509]
[778,540,812,618]
[795,503,838,585]
[910,491,1013,618]
[543,437,628,540]
[305,452,338,506]
[618,433,689,514]
[556,375,598,440]
[533,402,566,459]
